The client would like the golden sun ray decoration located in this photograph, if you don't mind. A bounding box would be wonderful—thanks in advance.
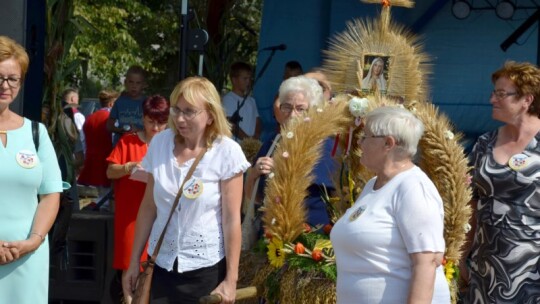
[322,0,431,102]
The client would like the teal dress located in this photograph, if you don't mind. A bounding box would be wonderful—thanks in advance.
[0,118,63,304]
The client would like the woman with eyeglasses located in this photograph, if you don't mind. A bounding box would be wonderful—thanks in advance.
[244,76,336,242]
[330,106,450,304]
[122,77,249,304]
[463,61,540,303]
[106,95,169,295]
[0,36,63,303]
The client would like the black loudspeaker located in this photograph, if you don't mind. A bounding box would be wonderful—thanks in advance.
[0,0,45,121]
[49,213,116,304]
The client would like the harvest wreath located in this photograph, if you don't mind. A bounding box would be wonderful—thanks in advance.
[238,1,472,303]
[243,94,472,304]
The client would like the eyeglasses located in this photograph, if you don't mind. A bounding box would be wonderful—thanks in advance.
[491,90,517,100]
[279,104,308,114]
[169,107,204,120]
[359,133,387,141]
[0,76,21,88]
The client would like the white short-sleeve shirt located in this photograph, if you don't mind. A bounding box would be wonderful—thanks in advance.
[330,166,450,304]
[222,92,259,138]
[142,129,250,272]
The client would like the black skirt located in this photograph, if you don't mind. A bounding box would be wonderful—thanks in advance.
[151,258,226,304]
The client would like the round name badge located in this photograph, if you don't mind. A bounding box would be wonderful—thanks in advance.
[508,153,529,171]
[16,150,39,169]
[183,178,204,199]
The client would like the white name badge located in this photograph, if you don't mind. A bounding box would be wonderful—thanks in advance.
[183,178,203,199]
[16,150,39,169]
[508,153,529,171]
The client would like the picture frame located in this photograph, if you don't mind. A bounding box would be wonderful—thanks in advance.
[360,54,391,94]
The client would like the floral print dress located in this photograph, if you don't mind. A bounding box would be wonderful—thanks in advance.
[466,130,540,304]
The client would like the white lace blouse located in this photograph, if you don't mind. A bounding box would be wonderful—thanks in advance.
[142,129,250,272]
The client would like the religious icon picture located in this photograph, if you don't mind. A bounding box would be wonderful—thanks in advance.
[360,55,391,94]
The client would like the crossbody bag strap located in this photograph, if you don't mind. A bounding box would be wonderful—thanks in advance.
[149,147,207,261]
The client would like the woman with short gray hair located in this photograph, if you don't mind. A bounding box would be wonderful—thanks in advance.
[363,106,424,157]
[243,76,336,247]
[331,107,450,303]
[278,75,324,109]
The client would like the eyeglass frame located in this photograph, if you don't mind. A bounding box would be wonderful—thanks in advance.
[359,133,387,142]
[169,107,205,120]
[279,103,308,114]
[0,76,21,88]
[491,90,518,100]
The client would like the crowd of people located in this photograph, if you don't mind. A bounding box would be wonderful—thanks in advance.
[0,34,539,304]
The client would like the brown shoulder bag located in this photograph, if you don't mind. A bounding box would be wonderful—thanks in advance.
[132,148,207,304]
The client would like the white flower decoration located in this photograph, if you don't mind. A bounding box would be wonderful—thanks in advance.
[316,108,323,113]
[349,97,369,117]
[464,223,472,233]
[286,131,294,139]
[271,218,276,225]
[282,151,289,158]
[444,130,455,140]
[268,172,275,179]
[303,117,311,122]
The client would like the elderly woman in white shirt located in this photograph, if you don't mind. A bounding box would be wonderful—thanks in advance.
[330,107,450,304]
[122,77,250,304]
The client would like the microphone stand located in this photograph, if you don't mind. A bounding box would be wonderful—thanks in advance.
[231,48,278,139]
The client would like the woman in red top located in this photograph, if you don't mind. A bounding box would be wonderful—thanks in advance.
[106,95,169,281]
[78,90,119,199]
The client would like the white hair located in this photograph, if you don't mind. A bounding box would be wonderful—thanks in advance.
[364,106,424,157]
[278,76,323,108]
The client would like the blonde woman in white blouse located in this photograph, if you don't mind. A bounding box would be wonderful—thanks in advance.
[122,77,250,304]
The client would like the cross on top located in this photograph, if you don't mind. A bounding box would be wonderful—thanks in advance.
[361,0,414,8]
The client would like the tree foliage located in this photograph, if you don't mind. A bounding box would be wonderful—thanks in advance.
[57,0,262,97]
[42,0,262,186]
[192,0,262,93]
[69,0,180,94]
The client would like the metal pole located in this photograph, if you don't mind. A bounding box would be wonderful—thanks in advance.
[500,9,540,52]
[180,0,189,80]
[198,53,204,76]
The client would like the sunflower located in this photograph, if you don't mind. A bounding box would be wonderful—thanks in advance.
[267,238,285,268]
[444,260,456,283]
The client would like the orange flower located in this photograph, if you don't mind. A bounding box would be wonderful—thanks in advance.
[323,224,333,234]
[264,229,273,239]
[312,249,323,262]
[294,242,305,254]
